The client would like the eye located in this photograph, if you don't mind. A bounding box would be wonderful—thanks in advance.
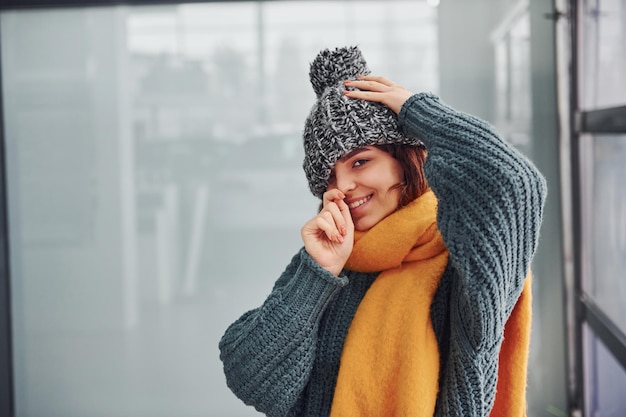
[353,158,369,167]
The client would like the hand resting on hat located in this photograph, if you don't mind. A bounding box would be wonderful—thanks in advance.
[301,188,355,276]
[343,75,413,114]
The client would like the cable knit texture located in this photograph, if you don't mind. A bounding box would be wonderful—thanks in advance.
[219,92,547,417]
[302,46,424,198]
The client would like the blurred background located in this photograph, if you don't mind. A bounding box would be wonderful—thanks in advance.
[0,0,624,416]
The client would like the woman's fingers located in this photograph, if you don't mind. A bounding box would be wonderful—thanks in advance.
[322,189,347,233]
[349,75,398,90]
[322,189,355,236]
[302,190,355,276]
[304,214,342,243]
[318,210,344,242]
[343,75,413,114]
[322,203,347,238]
[357,74,395,86]
[336,198,354,234]
[322,188,345,207]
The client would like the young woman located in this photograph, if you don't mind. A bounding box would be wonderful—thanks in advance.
[219,46,547,417]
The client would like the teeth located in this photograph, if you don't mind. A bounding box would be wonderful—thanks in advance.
[348,195,371,209]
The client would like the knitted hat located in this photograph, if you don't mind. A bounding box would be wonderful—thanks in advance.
[302,46,424,198]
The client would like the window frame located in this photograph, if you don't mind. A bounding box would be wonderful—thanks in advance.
[559,0,626,415]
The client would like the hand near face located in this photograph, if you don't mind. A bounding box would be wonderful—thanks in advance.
[343,75,413,114]
[301,189,354,276]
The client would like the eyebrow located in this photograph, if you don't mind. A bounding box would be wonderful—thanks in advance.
[339,147,372,162]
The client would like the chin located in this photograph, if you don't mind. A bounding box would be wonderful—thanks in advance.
[354,210,395,231]
[354,218,376,232]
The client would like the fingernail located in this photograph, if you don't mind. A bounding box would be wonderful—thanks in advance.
[341,226,346,235]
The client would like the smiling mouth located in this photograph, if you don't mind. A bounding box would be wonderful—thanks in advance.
[348,195,372,209]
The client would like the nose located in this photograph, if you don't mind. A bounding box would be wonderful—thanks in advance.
[335,171,356,194]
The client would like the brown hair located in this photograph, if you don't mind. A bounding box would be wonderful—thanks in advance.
[375,144,428,209]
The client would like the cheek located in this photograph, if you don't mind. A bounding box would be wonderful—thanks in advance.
[381,172,404,208]
[392,164,405,184]
[386,187,403,209]
[377,180,402,208]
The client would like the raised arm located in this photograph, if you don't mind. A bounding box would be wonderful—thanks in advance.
[398,92,547,349]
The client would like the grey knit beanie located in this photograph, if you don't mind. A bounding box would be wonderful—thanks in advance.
[302,46,424,198]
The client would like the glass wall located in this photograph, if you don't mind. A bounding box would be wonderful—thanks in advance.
[580,0,626,110]
[584,324,626,417]
[0,2,438,416]
[583,135,626,334]
[575,0,626,416]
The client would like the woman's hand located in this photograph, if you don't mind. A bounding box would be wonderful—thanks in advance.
[343,75,413,114]
[301,189,354,276]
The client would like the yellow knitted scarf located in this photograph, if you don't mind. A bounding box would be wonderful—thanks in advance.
[329,190,532,417]
[330,190,447,417]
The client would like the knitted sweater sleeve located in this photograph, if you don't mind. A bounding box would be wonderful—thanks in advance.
[219,248,348,417]
[398,93,547,351]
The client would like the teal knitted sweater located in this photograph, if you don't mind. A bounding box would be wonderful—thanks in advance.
[219,93,547,417]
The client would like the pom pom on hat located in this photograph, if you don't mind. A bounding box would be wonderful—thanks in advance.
[309,46,370,98]
[302,46,424,198]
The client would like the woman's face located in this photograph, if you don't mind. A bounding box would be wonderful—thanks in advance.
[327,146,404,231]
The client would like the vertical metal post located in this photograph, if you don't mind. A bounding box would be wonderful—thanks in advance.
[0,21,15,417]
[555,0,585,414]
[569,0,585,415]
